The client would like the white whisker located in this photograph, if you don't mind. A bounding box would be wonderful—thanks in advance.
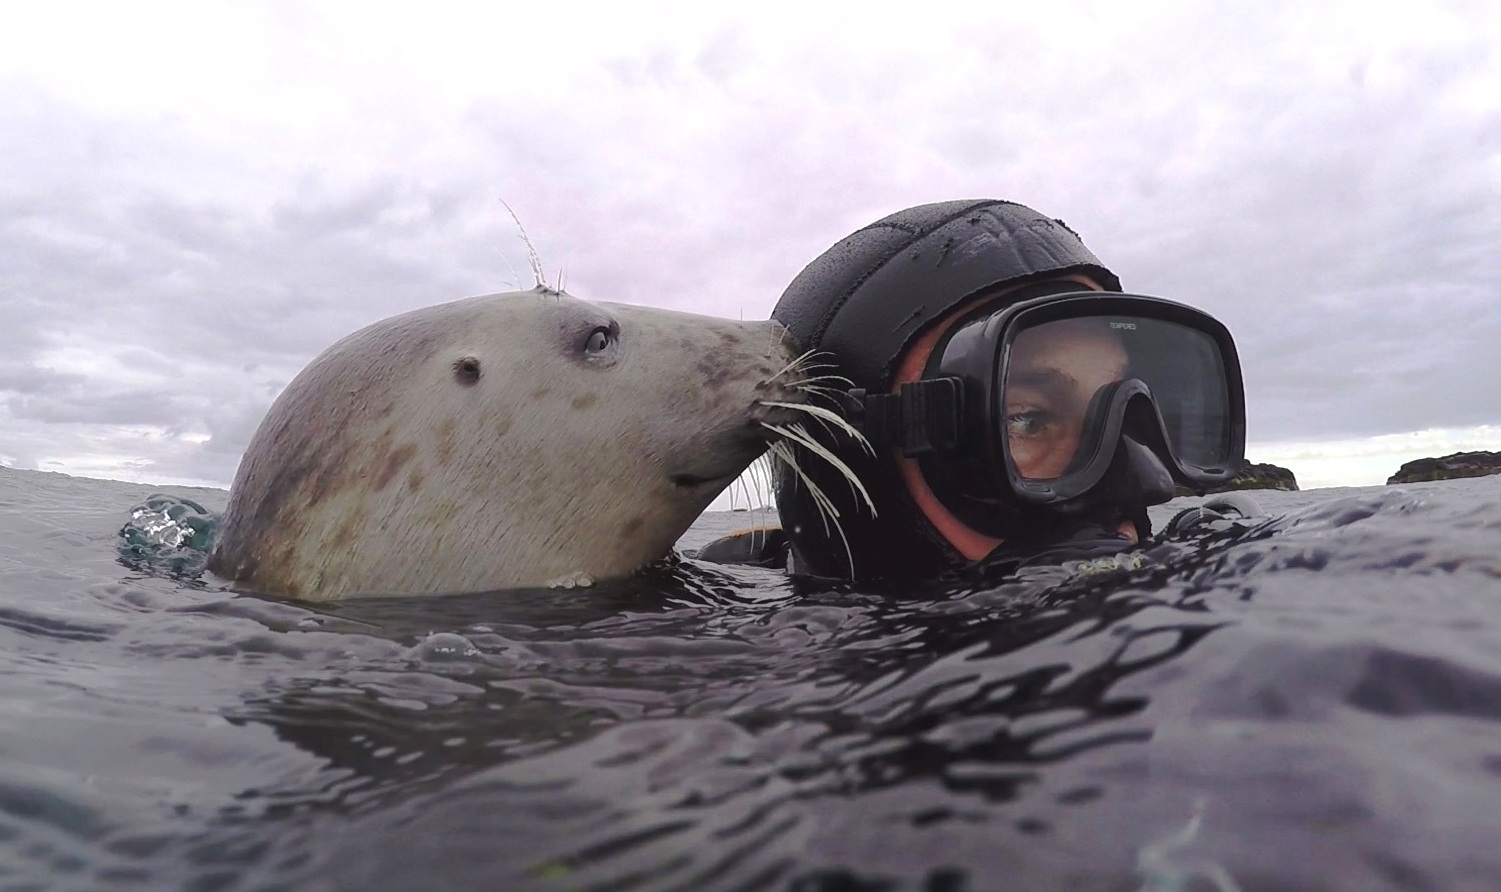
[763,422,877,518]
[770,442,837,526]
[779,351,848,382]
[795,350,842,369]
[779,421,874,516]
[771,347,822,383]
[759,402,876,457]
[768,441,856,575]
[500,199,546,288]
[792,373,857,389]
[788,412,843,444]
[792,386,856,405]
[767,443,832,531]
[748,454,773,554]
[791,382,846,397]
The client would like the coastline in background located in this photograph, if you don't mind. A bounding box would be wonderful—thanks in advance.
[1253,424,1501,490]
[5,422,1501,510]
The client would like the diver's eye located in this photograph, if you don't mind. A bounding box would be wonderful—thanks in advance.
[1006,411,1048,438]
[584,325,616,356]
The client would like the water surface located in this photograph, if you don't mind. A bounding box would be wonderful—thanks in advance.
[3,467,1501,890]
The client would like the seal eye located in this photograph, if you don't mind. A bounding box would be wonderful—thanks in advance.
[583,325,617,356]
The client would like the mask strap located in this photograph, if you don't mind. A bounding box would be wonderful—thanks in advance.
[843,379,963,456]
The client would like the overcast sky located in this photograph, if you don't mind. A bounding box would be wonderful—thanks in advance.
[2,1,1498,499]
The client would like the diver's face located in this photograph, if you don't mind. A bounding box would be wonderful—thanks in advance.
[892,272,1134,560]
[1003,319,1128,480]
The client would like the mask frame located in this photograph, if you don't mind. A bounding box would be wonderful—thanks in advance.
[845,292,1246,530]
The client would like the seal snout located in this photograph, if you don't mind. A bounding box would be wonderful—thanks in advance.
[667,427,766,493]
[748,372,808,430]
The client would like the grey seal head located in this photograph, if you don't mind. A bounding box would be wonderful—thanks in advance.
[209,287,808,600]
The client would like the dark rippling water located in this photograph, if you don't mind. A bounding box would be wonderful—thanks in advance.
[4,467,1501,891]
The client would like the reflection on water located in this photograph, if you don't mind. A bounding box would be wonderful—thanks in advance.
[2,468,1501,890]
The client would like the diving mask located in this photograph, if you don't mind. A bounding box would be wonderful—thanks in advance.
[844,292,1246,535]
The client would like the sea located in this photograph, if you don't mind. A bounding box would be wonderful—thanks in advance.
[3,466,1501,892]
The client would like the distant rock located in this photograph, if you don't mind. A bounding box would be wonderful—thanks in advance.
[1387,451,1501,484]
[1175,461,1298,496]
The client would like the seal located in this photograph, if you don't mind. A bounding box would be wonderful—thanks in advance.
[208,287,805,600]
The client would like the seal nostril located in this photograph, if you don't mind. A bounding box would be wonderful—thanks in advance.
[453,356,481,386]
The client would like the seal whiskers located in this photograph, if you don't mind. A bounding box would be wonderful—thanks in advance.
[762,422,876,518]
[500,199,547,288]
[758,402,875,457]
[767,439,857,574]
[749,349,882,575]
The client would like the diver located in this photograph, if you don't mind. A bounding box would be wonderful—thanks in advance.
[698,198,1250,579]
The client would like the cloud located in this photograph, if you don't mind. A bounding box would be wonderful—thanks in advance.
[0,1,1498,492]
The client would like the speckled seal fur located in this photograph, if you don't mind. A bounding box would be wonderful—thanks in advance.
[209,287,801,600]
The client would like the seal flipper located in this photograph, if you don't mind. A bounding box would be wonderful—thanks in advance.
[693,526,790,568]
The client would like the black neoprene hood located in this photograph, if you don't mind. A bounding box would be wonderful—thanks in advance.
[770,199,1122,580]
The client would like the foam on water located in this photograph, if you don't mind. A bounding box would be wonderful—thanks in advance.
[3,467,1501,891]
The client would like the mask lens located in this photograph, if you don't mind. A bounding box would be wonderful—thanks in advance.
[1129,317,1233,468]
[1001,315,1232,482]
